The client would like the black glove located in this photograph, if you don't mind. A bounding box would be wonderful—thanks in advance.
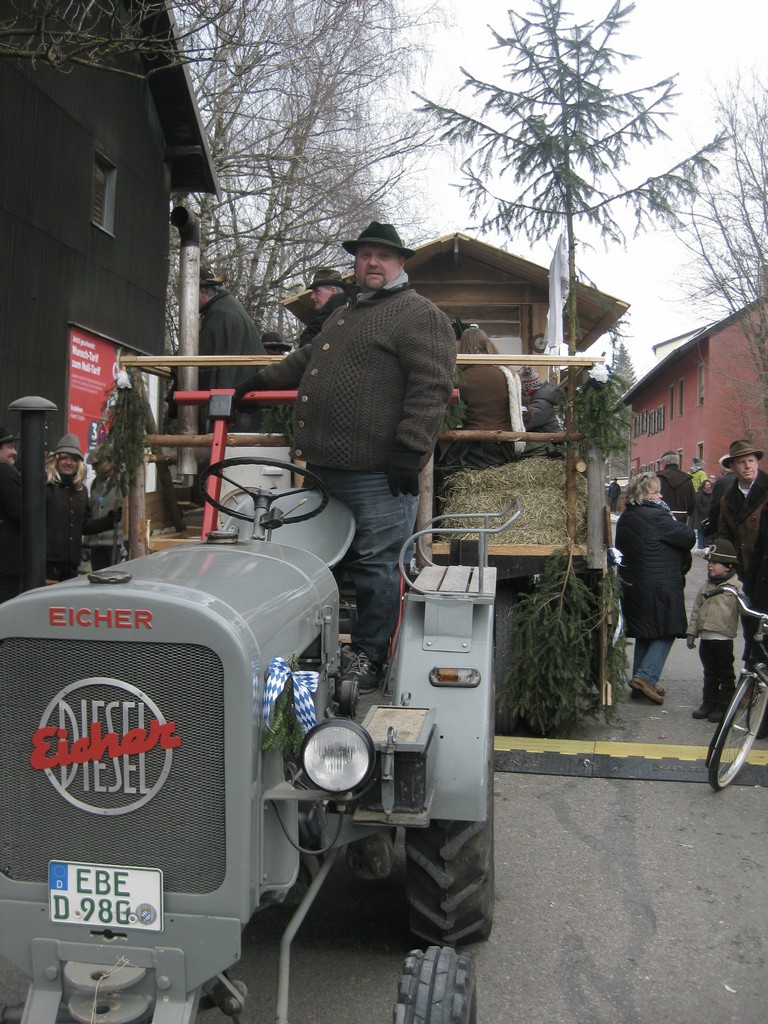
[232,373,266,406]
[387,444,422,497]
[108,507,123,525]
[686,635,696,649]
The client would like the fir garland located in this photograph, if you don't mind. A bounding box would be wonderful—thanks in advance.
[570,366,631,462]
[261,655,306,758]
[99,370,149,492]
[497,550,627,735]
[262,404,294,446]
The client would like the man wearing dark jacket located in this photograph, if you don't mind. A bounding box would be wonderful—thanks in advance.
[199,267,267,431]
[706,468,736,540]
[657,451,695,524]
[298,268,349,347]
[717,439,768,579]
[233,222,456,694]
[0,426,21,602]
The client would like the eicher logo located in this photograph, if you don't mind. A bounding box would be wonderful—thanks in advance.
[30,677,181,815]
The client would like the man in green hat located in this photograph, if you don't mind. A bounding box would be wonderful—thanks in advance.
[298,268,350,348]
[233,221,456,694]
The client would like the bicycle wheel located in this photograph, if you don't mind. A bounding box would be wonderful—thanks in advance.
[707,673,768,790]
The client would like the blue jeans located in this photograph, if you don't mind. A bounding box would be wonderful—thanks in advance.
[307,466,419,666]
[632,638,675,688]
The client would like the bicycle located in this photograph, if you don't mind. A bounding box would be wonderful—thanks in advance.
[705,584,768,790]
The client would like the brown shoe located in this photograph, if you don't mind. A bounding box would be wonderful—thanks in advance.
[629,676,664,704]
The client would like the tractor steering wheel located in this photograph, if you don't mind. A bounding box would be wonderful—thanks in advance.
[199,457,329,527]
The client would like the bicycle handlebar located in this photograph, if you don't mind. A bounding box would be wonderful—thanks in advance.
[705,584,768,639]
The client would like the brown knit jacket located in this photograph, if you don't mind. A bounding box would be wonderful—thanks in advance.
[256,285,456,471]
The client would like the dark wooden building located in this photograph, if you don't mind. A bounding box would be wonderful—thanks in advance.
[0,1,217,446]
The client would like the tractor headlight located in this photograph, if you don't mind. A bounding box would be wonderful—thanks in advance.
[300,719,375,793]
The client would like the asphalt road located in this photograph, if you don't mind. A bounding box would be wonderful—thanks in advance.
[2,553,766,1023]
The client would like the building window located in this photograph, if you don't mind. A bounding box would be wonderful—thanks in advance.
[669,384,674,421]
[92,153,116,234]
[697,364,705,406]
[678,379,684,418]
[657,404,665,432]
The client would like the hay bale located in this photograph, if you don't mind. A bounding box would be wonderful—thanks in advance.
[439,458,587,545]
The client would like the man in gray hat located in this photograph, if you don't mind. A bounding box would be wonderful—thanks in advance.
[0,426,21,602]
[233,221,456,695]
[298,268,350,348]
[717,439,768,579]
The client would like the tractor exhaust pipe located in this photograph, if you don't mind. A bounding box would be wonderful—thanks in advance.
[170,205,201,481]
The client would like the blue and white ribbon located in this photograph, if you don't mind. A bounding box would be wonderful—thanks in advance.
[263,655,318,734]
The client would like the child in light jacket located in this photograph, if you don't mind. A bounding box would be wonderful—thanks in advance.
[687,540,742,722]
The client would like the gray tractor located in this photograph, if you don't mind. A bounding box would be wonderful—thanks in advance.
[0,453,512,1023]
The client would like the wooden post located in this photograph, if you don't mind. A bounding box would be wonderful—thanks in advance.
[128,462,147,559]
[416,455,435,565]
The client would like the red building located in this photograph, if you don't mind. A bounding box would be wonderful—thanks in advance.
[623,307,768,478]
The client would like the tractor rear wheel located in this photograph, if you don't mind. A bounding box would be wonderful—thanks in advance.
[405,785,494,946]
[394,946,477,1024]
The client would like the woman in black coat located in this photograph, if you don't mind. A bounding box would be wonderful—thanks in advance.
[45,434,119,582]
[615,471,695,705]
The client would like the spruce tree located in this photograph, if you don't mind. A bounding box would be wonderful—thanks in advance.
[418,0,723,353]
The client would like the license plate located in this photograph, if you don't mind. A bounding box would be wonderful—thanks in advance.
[49,861,163,932]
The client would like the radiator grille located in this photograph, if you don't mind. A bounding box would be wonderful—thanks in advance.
[0,638,226,893]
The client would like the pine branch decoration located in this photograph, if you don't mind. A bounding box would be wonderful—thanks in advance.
[498,550,626,735]
[571,366,631,462]
[99,370,148,492]
[262,654,305,758]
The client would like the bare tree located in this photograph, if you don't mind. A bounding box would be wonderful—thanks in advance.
[0,0,219,75]
[174,0,440,341]
[677,74,768,426]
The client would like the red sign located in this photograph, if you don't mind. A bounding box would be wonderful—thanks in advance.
[67,327,119,455]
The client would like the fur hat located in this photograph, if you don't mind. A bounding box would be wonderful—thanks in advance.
[705,540,738,565]
[53,433,84,458]
[0,425,18,445]
[341,221,415,257]
[720,439,764,468]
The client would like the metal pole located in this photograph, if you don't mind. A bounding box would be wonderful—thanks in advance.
[9,396,58,591]
[170,205,201,482]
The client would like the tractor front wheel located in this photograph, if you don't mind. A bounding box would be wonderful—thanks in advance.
[394,946,477,1024]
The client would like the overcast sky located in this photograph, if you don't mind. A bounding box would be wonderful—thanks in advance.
[415,0,768,375]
